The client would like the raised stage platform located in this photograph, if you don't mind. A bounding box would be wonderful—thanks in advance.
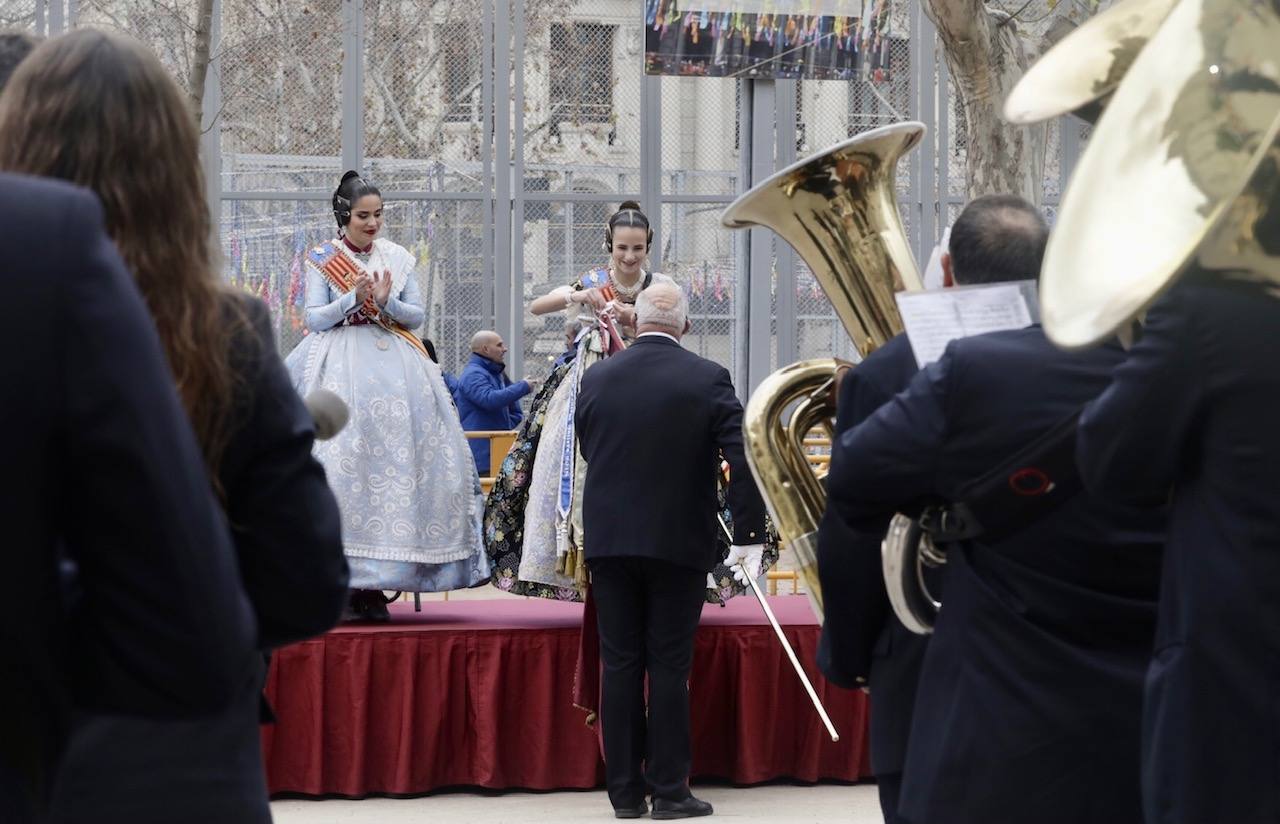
[261,595,871,798]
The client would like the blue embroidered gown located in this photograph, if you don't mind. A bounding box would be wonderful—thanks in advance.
[285,238,488,592]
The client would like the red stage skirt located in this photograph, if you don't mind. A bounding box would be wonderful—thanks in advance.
[261,596,871,797]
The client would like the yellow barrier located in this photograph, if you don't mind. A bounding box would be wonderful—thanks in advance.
[465,430,518,494]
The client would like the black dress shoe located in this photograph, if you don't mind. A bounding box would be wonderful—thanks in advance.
[613,801,648,819]
[651,796,713,820]
[363,592,392,623]
[340,592,368,623]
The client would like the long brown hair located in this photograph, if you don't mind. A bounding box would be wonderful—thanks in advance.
[0,29,246,493]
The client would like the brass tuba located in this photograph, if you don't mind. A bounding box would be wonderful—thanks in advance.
[720,122,925,621]
[1002,0,1178,127]
[1034,0,1280,349]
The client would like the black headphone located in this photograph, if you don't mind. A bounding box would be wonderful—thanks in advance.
[332,175,373,227]
[604,209,654,252]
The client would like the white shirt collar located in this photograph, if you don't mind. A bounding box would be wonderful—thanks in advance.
[637,331,679,344]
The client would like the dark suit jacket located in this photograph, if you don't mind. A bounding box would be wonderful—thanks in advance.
[1078,279,1280,824]
[829,327,1163,824]
[575,334,766,571]
[0,176,256,821]
[816,333,929,777]
[49,295,349,824]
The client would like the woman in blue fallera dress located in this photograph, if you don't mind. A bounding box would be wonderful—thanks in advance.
[287,172,487,620]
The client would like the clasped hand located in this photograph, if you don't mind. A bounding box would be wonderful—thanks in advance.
[354,269,393,307]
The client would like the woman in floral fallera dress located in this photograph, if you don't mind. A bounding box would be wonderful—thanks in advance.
[486,201,777,604]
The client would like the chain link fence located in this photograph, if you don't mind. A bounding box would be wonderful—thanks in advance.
[14,1,1089,388]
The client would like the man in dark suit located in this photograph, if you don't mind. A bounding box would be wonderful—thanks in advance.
[816,194,1053,823]
[1077,270,1280,824]
[825,286,1164,821]
[575,282,766,820]
[1,176,257,821]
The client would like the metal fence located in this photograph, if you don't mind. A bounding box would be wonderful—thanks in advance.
[25,0,1085,394]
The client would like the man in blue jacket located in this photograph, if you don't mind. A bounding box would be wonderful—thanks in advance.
[456,330,536,471]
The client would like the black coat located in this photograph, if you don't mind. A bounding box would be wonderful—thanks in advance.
[574,334,766,570]
[828,326,1164,824]
[0,176,257,821]
[816,332,929,777]
[49,296,349,824]
[1078,279,1280,824]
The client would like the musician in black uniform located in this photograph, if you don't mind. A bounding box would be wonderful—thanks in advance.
[1077,270,1280,824]
[816,194,1051,823]
[824,221,1165,823]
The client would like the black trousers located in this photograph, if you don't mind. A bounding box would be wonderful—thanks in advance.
[590,556,707,809]
[877,770,903,824]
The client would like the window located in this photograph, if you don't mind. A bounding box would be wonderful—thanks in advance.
[549,23,615,124]
[441,23,481,124]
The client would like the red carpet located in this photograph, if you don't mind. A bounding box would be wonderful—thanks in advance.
[261,596,871,798]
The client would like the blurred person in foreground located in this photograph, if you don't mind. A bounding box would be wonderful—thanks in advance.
[1077,267,1280,824]
[0,29,349,824]
[0,29,37,88]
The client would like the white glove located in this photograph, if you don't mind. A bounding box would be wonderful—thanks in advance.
[726,544,765,586]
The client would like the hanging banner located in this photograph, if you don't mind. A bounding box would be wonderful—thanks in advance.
[644,0,896,81]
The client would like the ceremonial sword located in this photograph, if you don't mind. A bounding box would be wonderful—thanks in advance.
[717,515,840,742]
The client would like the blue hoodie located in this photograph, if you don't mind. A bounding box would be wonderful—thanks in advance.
[455,352,531,471]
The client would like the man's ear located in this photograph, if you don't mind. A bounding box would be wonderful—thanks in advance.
[683,318,692,334]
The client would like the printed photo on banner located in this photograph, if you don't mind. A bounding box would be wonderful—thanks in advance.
[644,0,898,80]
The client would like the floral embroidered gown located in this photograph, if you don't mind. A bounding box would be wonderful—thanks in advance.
[485,267,778,603]
[285,237,488,592]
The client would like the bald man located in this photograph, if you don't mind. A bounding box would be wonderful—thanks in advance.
[455,330,535,471]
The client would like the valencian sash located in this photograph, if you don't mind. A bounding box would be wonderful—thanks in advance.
[307,240,430,359]
[555,267,649,567]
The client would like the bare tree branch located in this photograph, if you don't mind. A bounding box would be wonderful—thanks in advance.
[188,0,215,124]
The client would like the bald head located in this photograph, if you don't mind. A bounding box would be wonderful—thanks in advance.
[471,330,508,363]
[635,282,690,339]
[945,194,1049,286]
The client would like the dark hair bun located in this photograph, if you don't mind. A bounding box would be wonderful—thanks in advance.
[341,170,361,184]
[618,200,642,212]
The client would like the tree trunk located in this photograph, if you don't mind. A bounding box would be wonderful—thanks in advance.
[189,0,216,126]
[924,4,1046,203]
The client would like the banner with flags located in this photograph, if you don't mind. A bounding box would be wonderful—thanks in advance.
[643,0,894,81]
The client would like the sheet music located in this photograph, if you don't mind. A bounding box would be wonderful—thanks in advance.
[895,282,1035,368]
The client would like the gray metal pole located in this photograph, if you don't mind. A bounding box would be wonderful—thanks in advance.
[510,4,527,379]
[746,79,777,396]
[49,0,63,34]
[774,78,797,368]
[481,0,495,327]
[733,78,751,396]
[340,0,364,174]
[915,5,938,268]
[640,72,662,271]
[938,54,951,229]
[1059,116,1082,210]
[494,0,513,351]
[200,0,223,260]
[35,0,45,37]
